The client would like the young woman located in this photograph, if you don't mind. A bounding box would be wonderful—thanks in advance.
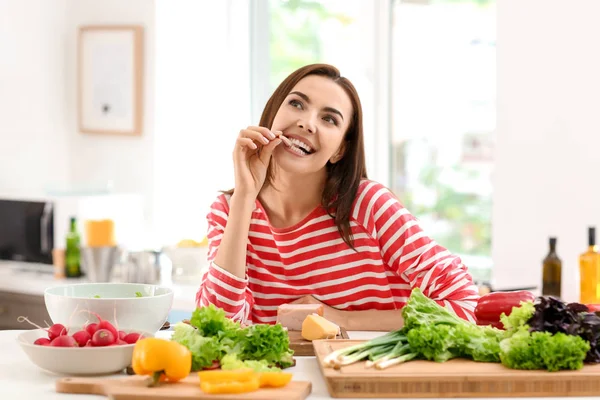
[195,64,479,331]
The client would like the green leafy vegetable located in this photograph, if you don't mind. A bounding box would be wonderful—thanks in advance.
[170,305,295,371]
[500,300,535,335]
[238,323,294,368]
[220,354,281,372]
[190,304,240,337]
[500,327,589,372]
[93,295,100,298]
[325,288,502,369]
[135,291,143,297]
[171,323,221,370]
[403,288,503,363]
[497,299,591,371]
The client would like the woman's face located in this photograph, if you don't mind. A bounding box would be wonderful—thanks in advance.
[271,75,353,176]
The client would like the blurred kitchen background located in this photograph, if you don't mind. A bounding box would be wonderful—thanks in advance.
[1,0,597,327]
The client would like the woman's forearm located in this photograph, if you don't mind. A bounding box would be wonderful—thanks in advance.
[326,308,404,332]
[213,194,255,279]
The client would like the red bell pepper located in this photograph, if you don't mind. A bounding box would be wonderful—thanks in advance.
[587,304,600,312]
[475,290,535,330]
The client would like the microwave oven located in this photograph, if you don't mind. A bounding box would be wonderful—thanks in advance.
[0,199,54,264]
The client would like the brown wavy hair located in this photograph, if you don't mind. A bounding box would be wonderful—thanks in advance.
[229,64,368,249]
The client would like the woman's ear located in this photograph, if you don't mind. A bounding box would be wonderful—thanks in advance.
[329,141,346,164]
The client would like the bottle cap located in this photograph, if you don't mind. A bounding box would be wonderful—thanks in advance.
[549,237,557,247]
[589,227,596,246]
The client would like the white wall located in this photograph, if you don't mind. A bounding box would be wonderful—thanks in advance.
[152,0,250,245]
[64,0,155,228]
[0,0,69,197]
[493,0,600,301]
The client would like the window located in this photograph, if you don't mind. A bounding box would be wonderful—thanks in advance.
[390,0,496,282]
[251,0,496,282]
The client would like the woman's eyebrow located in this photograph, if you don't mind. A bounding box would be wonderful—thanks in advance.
[289,91,344,121]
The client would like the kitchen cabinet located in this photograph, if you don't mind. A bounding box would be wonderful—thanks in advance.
[0,291,50,330]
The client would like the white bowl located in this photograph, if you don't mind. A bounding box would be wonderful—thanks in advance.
[44,283,174,334]
[17,329,149,375]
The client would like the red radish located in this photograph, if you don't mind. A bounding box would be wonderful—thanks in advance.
[85,323,98,336]
[85,341,94,347]
[111,339,128,346]
[50,335,78,347]
[17,316,69,340]
[34,338,51,346]
[97,320,118,340]
[72,330,91,347]
[123,332,143,344]
[118,330,127,340]
[91,329,116,347]
[47,324,68,341]
[84,311,118,341]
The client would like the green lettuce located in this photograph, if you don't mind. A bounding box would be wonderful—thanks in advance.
[171,323,221,370]
[189,304,240,337]
[500,327,589,372]
[220,354,281,372]
[402,288,503,363]
[171,305,295,371]
[238,323,295,368]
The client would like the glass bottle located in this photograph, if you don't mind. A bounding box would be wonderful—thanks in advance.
[542,237,562,298]
[579,227,600,304]
[65,217,82,278]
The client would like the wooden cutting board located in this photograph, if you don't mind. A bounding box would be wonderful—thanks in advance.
[55,374,311,400]
[314,339,600,398]
[288,327,349,357]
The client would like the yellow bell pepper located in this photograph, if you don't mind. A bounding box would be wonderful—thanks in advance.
[258,372,293,388]
[200,378,261,394]
[132,338,192,386]
[197,369,293,394]
[198,369,255,383]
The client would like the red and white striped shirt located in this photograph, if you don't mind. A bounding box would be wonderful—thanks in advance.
[196,180,479,324]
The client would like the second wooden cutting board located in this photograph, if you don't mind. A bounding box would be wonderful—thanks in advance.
[314,339,600,398]
[288,327,349,356]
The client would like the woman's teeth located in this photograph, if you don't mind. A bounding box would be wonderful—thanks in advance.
[281,136,314,155]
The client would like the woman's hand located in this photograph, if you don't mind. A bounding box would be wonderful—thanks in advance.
[233,126,282,200]
[291,295,342,324]
[291,295,404,332]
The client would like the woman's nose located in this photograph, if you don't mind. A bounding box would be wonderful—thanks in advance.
[297,116,316,134]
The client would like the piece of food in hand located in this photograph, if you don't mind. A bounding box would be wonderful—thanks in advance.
[276,303,324,331]
[301,314,340,341]
[475,290,535,329]
[131,337,192,386]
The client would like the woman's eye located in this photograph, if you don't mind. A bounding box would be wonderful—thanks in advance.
[323,115,338,126]
[289,99,303,109]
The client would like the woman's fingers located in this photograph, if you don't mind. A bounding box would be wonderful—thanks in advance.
[247,126,276,141]
[236,137,257,150]
[259,137,282,164]
[239,128,274,146]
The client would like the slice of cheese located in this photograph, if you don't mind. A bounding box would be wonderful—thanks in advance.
[301,314,340,341]
[276,303,324,331]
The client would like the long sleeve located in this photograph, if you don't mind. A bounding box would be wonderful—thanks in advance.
[354,181,479,322]
[195,195,254,323]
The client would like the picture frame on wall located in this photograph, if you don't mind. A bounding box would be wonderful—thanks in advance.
[78,25,144,136]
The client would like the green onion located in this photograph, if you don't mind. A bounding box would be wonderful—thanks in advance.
[323,330,409,369]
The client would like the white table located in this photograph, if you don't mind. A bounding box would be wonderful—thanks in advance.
[0,329,590,400]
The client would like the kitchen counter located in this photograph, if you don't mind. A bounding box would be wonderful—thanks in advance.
[0,329,595,400]
[0,261,199,313]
